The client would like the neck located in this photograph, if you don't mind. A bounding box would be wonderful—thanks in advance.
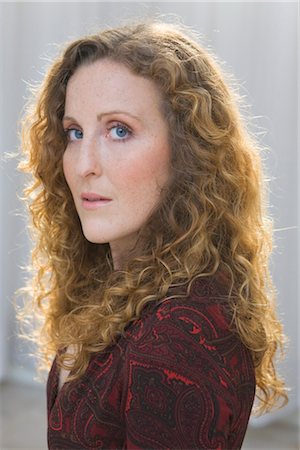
[109,233,139,270]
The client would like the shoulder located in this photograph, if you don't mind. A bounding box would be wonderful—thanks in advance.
[125,273,234,348]
[124,273,255,387]
[121,274,256,449]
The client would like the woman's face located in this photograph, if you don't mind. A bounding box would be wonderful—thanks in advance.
[63,59,171,266]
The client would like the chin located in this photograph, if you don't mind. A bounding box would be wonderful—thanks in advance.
[84,235,109,245]
[80,227,108,245]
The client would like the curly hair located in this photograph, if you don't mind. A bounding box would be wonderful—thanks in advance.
[19,21,287,415]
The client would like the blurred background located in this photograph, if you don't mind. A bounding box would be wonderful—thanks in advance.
[0,2,298,449]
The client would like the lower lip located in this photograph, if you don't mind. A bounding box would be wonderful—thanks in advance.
[82,199,112,210]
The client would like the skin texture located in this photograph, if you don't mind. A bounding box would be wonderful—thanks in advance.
[63,59,171,269]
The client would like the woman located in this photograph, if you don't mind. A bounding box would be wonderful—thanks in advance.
[20,21,287,449]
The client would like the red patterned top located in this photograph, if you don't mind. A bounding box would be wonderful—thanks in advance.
[47,276,255,449]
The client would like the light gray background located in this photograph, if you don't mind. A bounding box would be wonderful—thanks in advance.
[0,0,298,431]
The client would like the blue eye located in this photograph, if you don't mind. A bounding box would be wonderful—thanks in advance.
[65,128,83,141]
[109,124,131,141]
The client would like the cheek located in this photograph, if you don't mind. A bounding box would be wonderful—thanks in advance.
[62,152,73,188]
[116,144,170,200]
[120,150,169,188]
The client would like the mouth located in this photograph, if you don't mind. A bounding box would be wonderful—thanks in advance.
[81,193,112,201]
[81,192,112,209]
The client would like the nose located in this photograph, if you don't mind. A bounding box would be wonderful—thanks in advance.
[77,137,103,178]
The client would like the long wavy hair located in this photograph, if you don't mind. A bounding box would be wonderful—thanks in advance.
[19,21,287,414]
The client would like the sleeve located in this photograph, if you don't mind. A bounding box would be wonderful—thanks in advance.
[122,299,255,450]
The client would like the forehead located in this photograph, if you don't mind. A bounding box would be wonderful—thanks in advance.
[65,59,164,117]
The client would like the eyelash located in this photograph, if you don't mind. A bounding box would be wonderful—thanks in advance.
[64,128,82,141]
[63,122,133,143]
[106,122,133,142]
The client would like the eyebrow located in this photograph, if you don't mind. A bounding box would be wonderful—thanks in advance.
[97,110,141,122]
[62,110,141,123]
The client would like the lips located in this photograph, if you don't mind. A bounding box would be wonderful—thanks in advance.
[81,192,112,201]
[81,192,112,210]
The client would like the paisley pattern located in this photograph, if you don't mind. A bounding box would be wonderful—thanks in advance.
[47,276,255,449]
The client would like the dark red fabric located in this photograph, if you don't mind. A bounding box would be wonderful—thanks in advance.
[47,276,255,449]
